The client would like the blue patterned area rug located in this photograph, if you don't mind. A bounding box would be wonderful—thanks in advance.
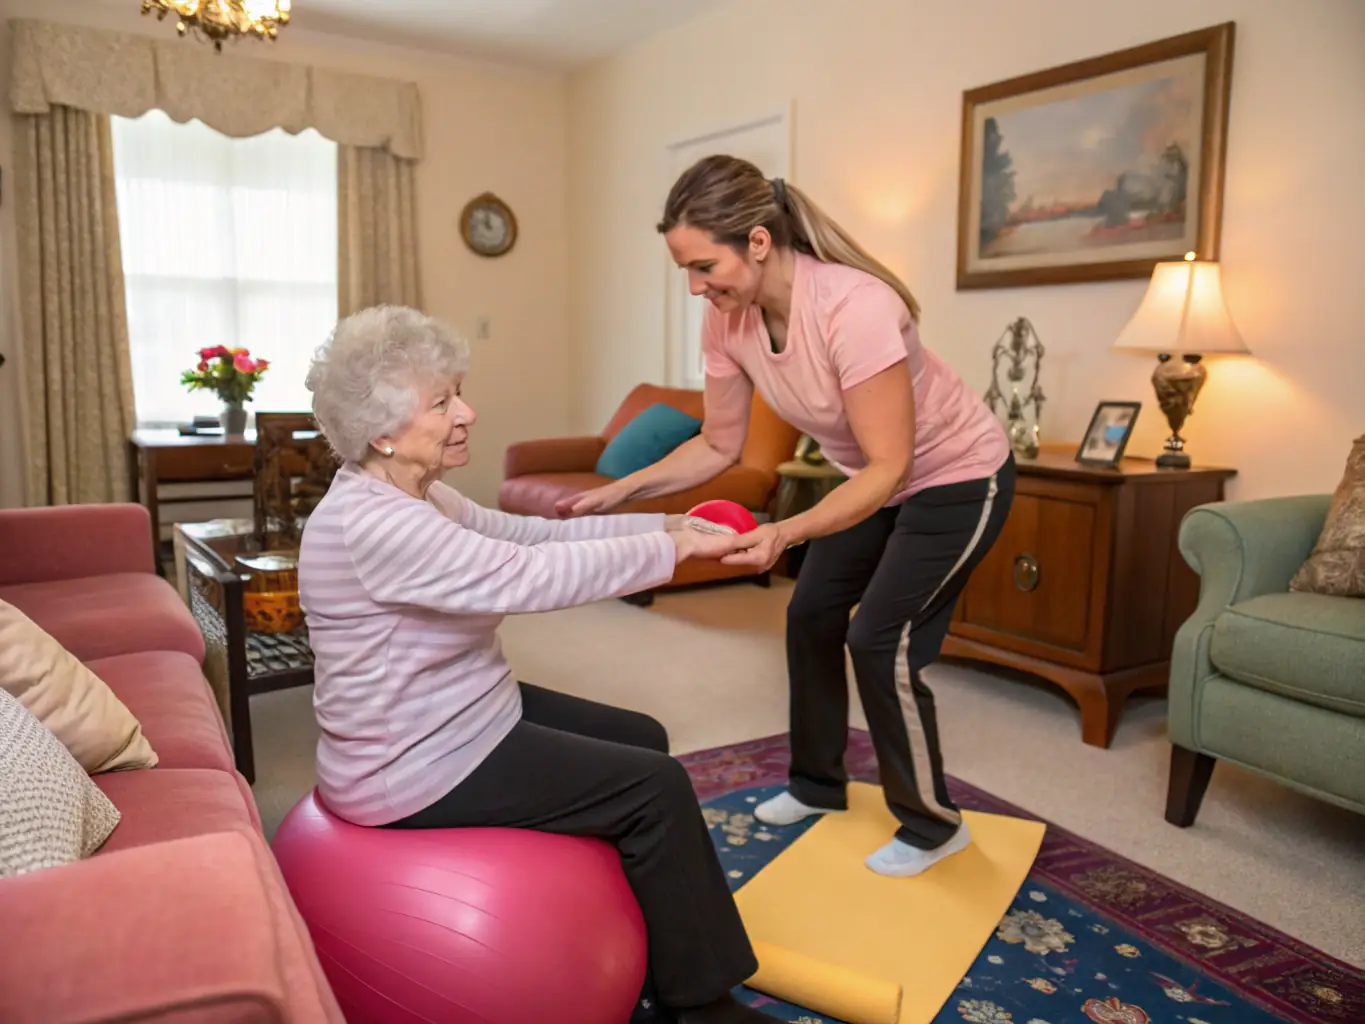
[679,732,1362,1024]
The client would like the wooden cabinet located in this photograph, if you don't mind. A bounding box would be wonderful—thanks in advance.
[944,448,1235,748]
[129,430,256,556]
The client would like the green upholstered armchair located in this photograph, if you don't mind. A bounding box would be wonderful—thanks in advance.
[1166,495,1365,826]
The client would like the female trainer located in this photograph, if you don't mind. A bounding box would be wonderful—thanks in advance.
[558,154,1015,878]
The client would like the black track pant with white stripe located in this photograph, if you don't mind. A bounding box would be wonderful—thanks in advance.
[784,454,1015,849]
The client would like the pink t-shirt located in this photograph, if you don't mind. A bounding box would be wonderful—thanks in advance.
[703,253,1010,504]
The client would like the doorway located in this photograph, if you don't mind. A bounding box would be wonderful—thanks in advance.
[663,106,792,390]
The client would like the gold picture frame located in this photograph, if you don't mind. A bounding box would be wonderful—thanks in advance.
[957,23,1235,290]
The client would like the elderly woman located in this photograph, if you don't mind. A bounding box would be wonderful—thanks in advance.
[298,305,770,1024]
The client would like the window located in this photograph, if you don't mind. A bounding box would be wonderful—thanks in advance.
[111,109,338,427]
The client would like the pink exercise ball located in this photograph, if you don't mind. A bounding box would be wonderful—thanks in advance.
[272,790,649,1024]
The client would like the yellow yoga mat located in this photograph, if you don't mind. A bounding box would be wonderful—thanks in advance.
[736,783,1046,1024]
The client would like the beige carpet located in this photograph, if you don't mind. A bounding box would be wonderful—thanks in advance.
[249,578,1365,968]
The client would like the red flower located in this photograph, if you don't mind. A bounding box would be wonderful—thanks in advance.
[196,360,209,372]
[255,358,269,371]
[233,353,256,374]
[1083,997,1150,1024]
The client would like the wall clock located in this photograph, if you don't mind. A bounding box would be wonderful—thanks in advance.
[460,192,517,258]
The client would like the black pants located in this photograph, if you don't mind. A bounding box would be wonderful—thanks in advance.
[386,683,757,1011]
[786,455,1015,849]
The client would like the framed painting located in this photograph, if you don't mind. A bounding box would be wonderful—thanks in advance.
[957,23,1235,290]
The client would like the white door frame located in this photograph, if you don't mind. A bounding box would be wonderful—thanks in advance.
[662,103,793,389]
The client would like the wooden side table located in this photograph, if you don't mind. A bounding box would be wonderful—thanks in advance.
[944,447,1235,748]
[178,520,315,784]
[128,429,255,557]
[773,459,846,577]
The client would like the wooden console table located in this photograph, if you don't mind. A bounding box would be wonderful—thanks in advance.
[128,430,255,555]
[944,447,1235,748]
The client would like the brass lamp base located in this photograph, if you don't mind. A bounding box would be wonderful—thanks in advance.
[1151,353,1206,469]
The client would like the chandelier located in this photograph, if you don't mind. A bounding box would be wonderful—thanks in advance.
[141,1,292,53]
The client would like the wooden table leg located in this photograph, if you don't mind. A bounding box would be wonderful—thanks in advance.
[126,439,141,505]
[142,448,160,559]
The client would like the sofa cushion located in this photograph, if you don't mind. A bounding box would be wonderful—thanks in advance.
[595,402,702,479]
[0,689,121,878]
[0,572,205,664]
[88,652,233,773]
[95,769,258,854]
[0,600,159,774]
[1210,592,1365,717]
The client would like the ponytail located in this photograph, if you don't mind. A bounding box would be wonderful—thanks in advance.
[659,154,921,322]
[778,179,921,321]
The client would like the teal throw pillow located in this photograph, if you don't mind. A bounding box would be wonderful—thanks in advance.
[596,403,703,479]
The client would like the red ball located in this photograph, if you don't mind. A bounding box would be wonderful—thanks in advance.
[273,790,648,1024]
[686,499,759,534]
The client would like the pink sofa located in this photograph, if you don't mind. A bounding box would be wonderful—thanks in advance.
[0,504,342,1024]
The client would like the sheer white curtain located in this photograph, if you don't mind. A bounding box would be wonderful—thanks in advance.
[110,109,338,426]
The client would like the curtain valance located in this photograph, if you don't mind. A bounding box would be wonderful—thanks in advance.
[9,18,423,160]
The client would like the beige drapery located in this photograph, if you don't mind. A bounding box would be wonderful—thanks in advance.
[14,105,137,505]
[8,18,424,505]
[338,146,422,315]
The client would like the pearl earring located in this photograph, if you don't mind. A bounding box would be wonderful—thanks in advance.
[384,446,395,456]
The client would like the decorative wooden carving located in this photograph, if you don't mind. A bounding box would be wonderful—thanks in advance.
[252,412,340,549]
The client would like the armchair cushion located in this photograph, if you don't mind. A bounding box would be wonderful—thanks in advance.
[1210,592,1365,717]
[500,466,775,521]
[1291,433,1365,598]
[595,403,702,479]
[504,435,605,478]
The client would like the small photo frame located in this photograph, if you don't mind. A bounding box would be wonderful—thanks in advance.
[1076,401,1141,466]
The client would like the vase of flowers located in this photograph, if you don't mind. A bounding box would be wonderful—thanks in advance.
[181,346,269,437]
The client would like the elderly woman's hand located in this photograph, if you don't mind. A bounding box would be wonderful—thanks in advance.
[668,524,746,564]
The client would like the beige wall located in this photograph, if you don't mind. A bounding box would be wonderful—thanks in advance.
[567,0,1365,501]
[0,1,569,508]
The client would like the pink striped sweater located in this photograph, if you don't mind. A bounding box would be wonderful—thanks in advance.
[298,463,676,826]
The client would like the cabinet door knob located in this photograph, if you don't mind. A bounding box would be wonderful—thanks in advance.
[1013,554,1040,592]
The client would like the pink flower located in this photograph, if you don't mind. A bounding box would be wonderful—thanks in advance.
[234,353,255,374]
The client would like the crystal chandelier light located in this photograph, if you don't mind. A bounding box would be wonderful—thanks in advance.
[141,1,292,53]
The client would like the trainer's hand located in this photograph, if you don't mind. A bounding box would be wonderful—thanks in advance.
[555,482,629,518]
[719,522,789,571]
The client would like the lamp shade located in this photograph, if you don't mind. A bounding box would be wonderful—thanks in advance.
[1112,259,1249,355]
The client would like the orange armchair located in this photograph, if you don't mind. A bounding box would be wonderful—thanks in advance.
[499,384,800,595]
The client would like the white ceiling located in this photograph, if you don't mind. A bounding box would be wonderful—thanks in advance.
[285,0,729,70]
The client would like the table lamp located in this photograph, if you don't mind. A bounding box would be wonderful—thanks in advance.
[1112,253,1249,468]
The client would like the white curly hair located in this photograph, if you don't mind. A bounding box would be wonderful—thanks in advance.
[305,305,470,463]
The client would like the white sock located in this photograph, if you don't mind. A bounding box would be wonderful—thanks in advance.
[753,790,839,827]
[865,822,973,878]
